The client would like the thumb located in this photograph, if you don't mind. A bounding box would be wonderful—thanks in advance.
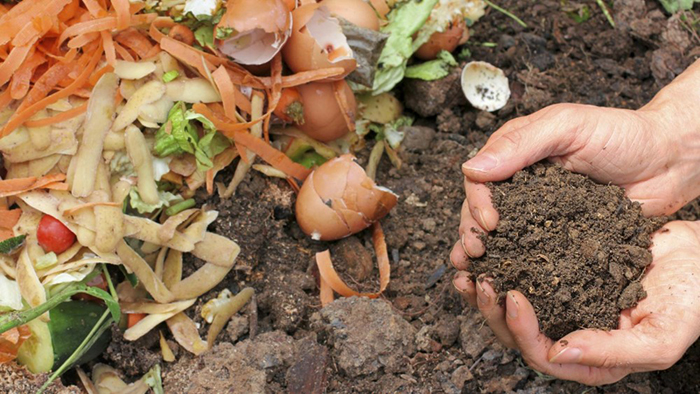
[462,112,580,183]
[547,319,683,370]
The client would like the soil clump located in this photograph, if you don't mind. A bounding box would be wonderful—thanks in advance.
[471,162,663,339]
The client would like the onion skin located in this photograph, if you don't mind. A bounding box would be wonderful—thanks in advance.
[296,155,398,241]
[414,19,468,61]
[322,0,380,31]
[282,3,357,80]
[296,81,356,142]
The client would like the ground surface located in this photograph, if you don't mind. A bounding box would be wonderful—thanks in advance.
[24,0,700,392]
[470,163,662,339]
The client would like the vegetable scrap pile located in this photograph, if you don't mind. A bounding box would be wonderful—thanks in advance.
[0,0,489,389]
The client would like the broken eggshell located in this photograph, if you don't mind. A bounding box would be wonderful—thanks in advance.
[322,0,380,31]
[215,0,292,65]
[460,61,510,112]
[296,80,356,142]
[295,154,397,241]
[414,18,468,60]
[282,3,357,80]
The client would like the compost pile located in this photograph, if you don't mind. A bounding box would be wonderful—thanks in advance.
[471,162,664,339]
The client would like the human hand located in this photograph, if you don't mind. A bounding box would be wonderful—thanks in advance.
[451,101,700,270]
[453,220,700,385]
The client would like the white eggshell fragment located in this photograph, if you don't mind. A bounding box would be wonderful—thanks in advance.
[460,61,510,112]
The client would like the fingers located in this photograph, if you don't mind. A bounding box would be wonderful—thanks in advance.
[458,196,487,258]
[464,178,498,232]
[547,317,687,371]
[450,241,470,271]
[505,291,631,385]
[476,279,516,348]
[462,105,582,183]
[452,271,477,307]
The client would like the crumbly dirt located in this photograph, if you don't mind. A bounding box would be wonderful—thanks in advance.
[470,163,663,339]
[27,0,699,392]
[0,363,80,394]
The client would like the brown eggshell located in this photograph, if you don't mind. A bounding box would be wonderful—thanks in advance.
[281,3,357,79]
[296,81,356,142]
[295,171,351,241]
[322,0,380,31]
[368,0,390,18]
[295,155,398,241]
[218,0,290,33]
[414,19,467,61]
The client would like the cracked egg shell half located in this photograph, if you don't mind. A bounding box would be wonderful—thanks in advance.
[215,0,292,65]
[296,80,356,142]
[321,0,380,31]
[296,154,398,241]
[415,18,468,60]
[461,61,510,112]
[282,3,357,80]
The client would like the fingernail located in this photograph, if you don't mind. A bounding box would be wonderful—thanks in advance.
[549,347,583,364]
[452,272,471,293]
[460,234,475,258]
[476,280,490,306]
[463,154,498,173]
[473,208,488,230]
[506,291,519,319]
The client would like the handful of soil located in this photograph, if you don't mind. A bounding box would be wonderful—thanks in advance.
[470,163,663,339]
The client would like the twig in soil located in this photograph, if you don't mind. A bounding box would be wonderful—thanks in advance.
[248,293,258,340]
[483,0,528,28]
[595,0,615,28]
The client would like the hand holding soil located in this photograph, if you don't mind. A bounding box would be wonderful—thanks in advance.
[452,59,700,385]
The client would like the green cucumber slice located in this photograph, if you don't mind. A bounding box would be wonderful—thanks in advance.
[48,300,112,368]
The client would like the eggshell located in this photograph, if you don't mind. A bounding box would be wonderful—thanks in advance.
[282,4,357,79]
[414,19,467,61]
[296,81,356,142]
[461,61,510,112]
[216,0,292,65]
[322,0,380,31]
[295,155,398,241]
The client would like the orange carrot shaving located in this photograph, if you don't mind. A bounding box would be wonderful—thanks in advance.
[205,169,214,195]
[0,326,31,363]
[24,101,87,127]
[234,141,249,165]
[9,52,46,100]
[168,24,194,46]
[113,0,131,30]
[0,90,11,110]
[0,173,68,198]
[0,209,21,230]
[230,129,311,181]
[212,66,237,121]
[42,182,70,191]
[12,14,54,47]
[67,31,100,48]
[115,28,153,59]
[0,0,72,46]
[159,37,216,79]
[1,43,101,137]
[316,222,390,306]
[80,0,105,17]
[0,43,35,87]
[273,87,303,123]
[89,64,114,86]
[57,16,116,46]
[113,41,135,61]
[127,313,146,328]
[101,31,116,65]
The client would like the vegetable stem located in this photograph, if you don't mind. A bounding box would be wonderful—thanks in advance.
[165,198,196,216]
[483,0,528,28]
[595,0,615,28]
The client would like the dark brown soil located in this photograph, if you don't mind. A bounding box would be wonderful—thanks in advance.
[470,163,662,339]
[24,0,698,392]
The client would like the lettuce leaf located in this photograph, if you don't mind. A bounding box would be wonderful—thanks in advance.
[154,102,231,171]
[372,0,439,95]
[405,50,457,81]
[129,188,183,214]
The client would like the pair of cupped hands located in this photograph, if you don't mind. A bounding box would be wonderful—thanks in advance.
[451,65,700,385]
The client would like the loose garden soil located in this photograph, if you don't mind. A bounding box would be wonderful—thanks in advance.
[470,163,663,339]
[18,0,700,392]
